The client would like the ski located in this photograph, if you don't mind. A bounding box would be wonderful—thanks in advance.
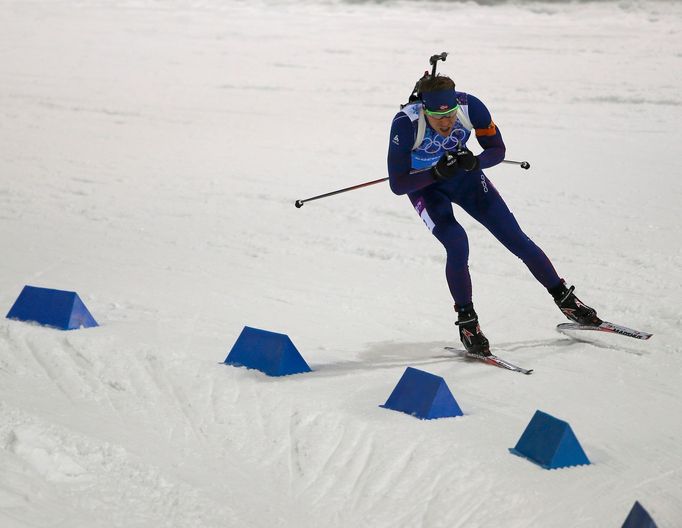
[444,347,533,375]
[557,321,652,341]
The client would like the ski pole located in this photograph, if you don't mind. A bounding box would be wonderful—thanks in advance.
[294,177,388,208]
[294,158,531,208]
[502,159,530,169]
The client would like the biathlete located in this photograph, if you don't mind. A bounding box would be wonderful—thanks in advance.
[387,74,600,356]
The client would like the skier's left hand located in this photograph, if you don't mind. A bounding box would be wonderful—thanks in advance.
[453,147,480,172]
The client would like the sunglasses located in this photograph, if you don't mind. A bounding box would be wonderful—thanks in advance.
[424,105,459,119]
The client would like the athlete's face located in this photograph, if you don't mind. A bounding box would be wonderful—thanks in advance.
[426,112,458,138]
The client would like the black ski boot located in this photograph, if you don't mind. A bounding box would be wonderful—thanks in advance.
[455,304,491,357]
[549,280,602,326]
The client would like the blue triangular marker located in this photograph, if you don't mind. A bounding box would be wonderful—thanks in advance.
[622,501,657,528]
[510,410,590,469]
[6,285,98,330]
[381,367,463,420]
[225,326,311,376]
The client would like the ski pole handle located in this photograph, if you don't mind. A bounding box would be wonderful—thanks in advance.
[502,159,530,170]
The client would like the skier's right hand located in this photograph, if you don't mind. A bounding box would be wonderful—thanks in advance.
[432,151,459,181]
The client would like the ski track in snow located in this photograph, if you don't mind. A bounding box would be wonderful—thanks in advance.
[1,0,682,526]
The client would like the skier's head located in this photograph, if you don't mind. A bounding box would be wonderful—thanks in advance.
[420,75,457,113]
[420,75,458,137]
[419,74,455,96]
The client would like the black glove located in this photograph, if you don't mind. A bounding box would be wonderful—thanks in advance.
[432,148,480,181]
[432,151,459,181]
[453,147,480,172]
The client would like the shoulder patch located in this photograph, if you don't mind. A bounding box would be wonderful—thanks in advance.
[475,121,497,137]
[455,92,468,106]
[392,134,400,145]
[400,102,422,122]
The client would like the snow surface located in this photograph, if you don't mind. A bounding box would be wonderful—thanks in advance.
[1,0,681,526]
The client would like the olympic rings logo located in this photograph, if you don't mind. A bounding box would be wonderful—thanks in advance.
[419,127,468,154]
